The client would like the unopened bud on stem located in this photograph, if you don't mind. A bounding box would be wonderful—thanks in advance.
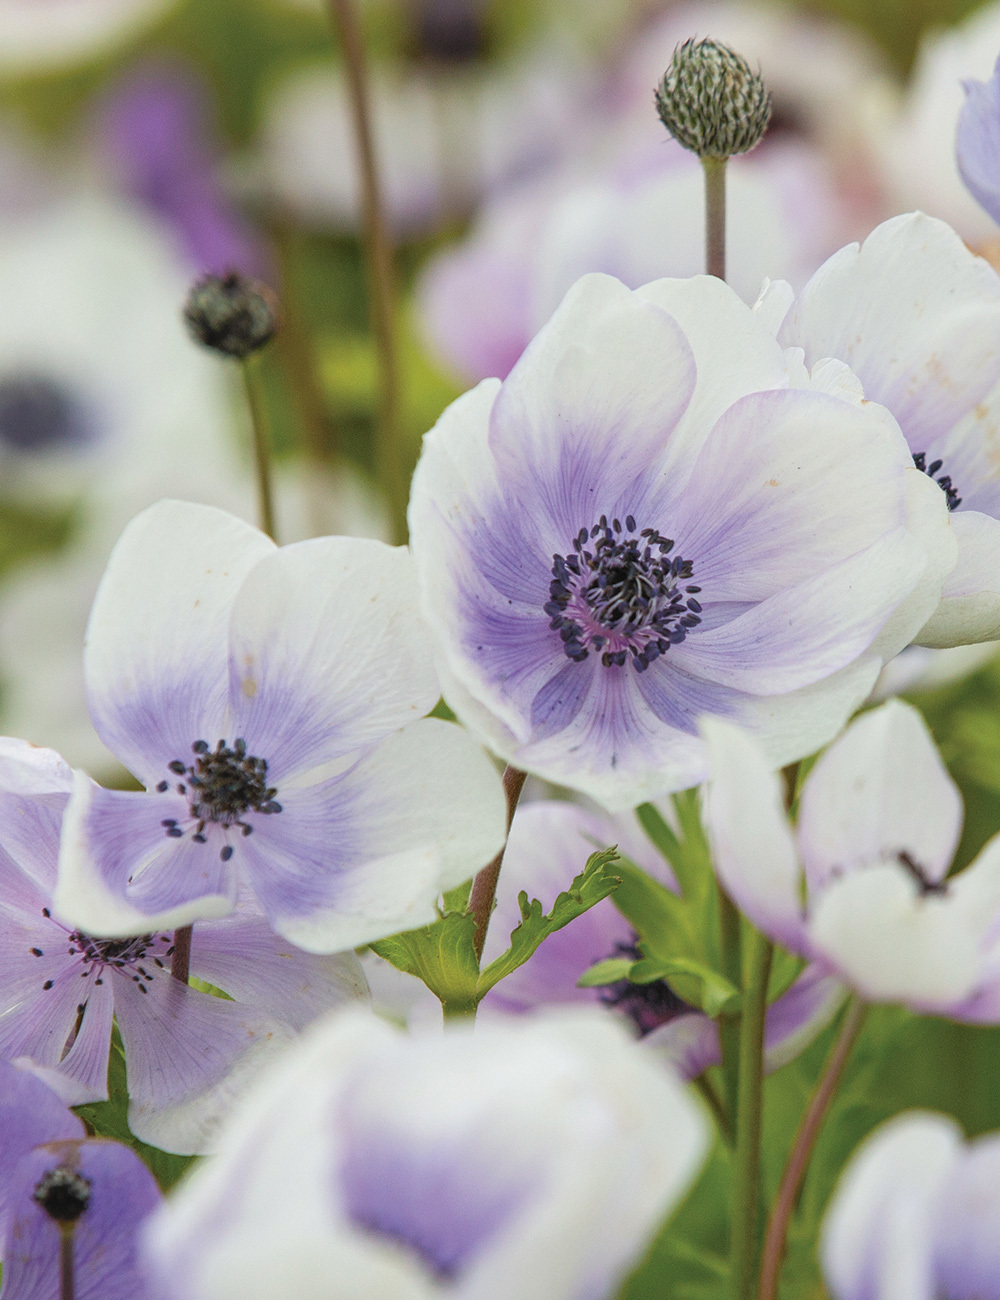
[655,38,771,160]
[183,272,278,359]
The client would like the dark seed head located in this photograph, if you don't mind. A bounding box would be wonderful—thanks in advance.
[33,1167,91,1224]
[183,272,278,360]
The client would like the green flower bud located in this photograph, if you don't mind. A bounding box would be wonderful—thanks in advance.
[654,38,771,160]
[183,272,278,360]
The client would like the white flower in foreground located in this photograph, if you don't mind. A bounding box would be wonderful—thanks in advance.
[772,211,1000,646]
[0,0,178,72]
[408,270,955,810]
[55,500,507,952]
[822,1112,1000,1300]
[703,699,1000,1015]
[144,1007,708,1300]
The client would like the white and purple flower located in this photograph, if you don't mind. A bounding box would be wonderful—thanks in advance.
[0,735,367,1154]
[822,1111,1000,1300]
[55,500,507,952]
[957,51,1000,234]
[408,270,955,809]
[703,698,1000,1015]
[144,1007,708,1300]
[771,211,1000,646]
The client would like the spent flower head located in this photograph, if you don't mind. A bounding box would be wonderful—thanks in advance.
[183,271,278,359]
[655,37,771,159]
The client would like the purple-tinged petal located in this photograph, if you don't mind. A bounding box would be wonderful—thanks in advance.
[225,537,439,782]
[83,500,274,786]
[762,965,845,1071]
[644,1014,720,1081]
[114,970,295,1155]
[931,1133,1000,1298]
[917,509,1000,646]
[0,965,107,1102]
[701,717,807,953]
[957,55,1000,230]
[487,273,696,508]
[3,1138,161,1300]
[797,700,962,894]
[56,774,236,938]
[0,1062,82,1195]
[822,1112,960,1300]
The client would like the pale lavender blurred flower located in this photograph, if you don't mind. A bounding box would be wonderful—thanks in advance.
[144,1008,708,1300]
[704,699,1000,1016]
[822,1111,1000,1300]
[958,53,1000,231]
[408,271,954,809]
[55,500,507,953]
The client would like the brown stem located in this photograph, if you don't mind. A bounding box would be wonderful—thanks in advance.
[240,358,278,542]
[326,0,406,544]
[59,1227,75,1300]
[170,924,193,985]
[757,998,867,1300]
[702,156,727,281]
[469,765,527,960]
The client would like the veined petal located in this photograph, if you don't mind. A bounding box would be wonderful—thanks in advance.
[797,700,962,893]
[56,773,235,938]
[84,501,274,785]
[701,717,807,952]
[226,538,440,782]
[916,509,1000,645]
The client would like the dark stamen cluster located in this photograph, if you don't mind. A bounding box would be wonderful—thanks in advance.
[33,1167,91,1224]
[598,941,692,1037]
[546,515,701,671]
[32,912,173,998]
[158,738,281,861]
[913,452,961,510]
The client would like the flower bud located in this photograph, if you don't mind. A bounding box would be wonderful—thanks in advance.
[654,38,771,160]
[183,272,278,359]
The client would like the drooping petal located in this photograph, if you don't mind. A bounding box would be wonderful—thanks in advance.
[82,500,274,785]
[240,719,506,953]
[225,537,441,782]
[796,700,963,894]
[821,1112,961,1300]
[701,717,807,953]
[55,774,236,938]
[3,1138,161,1300]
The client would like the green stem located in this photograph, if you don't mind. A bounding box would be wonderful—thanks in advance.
[702,156,727,280]
[729,929,773,1300]
[694,1072,732,1144]
[240,357,278,541]
[757,998,867,1300]
[468,766,527,962]
[718,887,742,1121]
[326,0,406,544]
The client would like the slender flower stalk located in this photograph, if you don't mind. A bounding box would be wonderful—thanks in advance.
[729,929,773,1300]
[59,1225,76,1300]
[240,355,278,542]
[702,156,727,280]
[170,922,193,985]
[758,998,867,1300]
[325,0,406,544]
[717,888,742,1121]
[469,764,527,961]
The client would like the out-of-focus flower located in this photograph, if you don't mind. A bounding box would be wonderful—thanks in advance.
[88,58,266,278]
[871,642,999,702]
[703,699,1000,1016]
[480,800,844,1080]
[957,52,1000,232]
[772,212,1000,646]
[408,271,954,810]
[0,736,368,1154]
[418,135,853,384]
[0,0,177,73]
[56,500,506,952]
[0,1062,162,1300]
[144,1007,708,1300]
[822,1111,1000,1300]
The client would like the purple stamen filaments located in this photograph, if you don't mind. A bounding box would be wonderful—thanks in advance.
[913,452,961,511]
[546,515,702,672]
[34,913,173,999]
[158,737,282,862]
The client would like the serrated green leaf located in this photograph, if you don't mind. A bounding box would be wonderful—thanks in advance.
[370,910,480,1009]
[477,848,621,996]
[577,957,633,988]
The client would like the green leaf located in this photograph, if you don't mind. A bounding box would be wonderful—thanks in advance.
[577,957,633,988]
[477,848,621,996]
[370,910,480,1010]
[628,954,742,1019]
[611,856,700,961]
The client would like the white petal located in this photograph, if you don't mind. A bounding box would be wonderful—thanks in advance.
[797,699,962,892]
[916,509,1000,646]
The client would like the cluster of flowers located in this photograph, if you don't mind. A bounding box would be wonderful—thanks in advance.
[11,7,1000,1300]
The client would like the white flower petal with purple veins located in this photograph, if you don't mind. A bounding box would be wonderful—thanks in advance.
[410,272,954,809]
[57,499,507,944]
[703,699,1000,1016]
[145,1007,709,1300]
[775,211,1000,645]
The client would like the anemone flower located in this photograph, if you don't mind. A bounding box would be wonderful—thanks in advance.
[55,500,507,953]
[770,211,1000,645]
[144,1007,708,1300]
[408,270,955,810]
[703,698,1000,1015]
[0,1061,161,1300]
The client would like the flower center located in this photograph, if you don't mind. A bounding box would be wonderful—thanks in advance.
[410,0,488,62]
[31,907,172,998]
[34,1167,91,1224]
[0,374,90,453]
[913,452,961,511]
[156,738,282,862]
[598,940,692,1036]
[546,516,702,671]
